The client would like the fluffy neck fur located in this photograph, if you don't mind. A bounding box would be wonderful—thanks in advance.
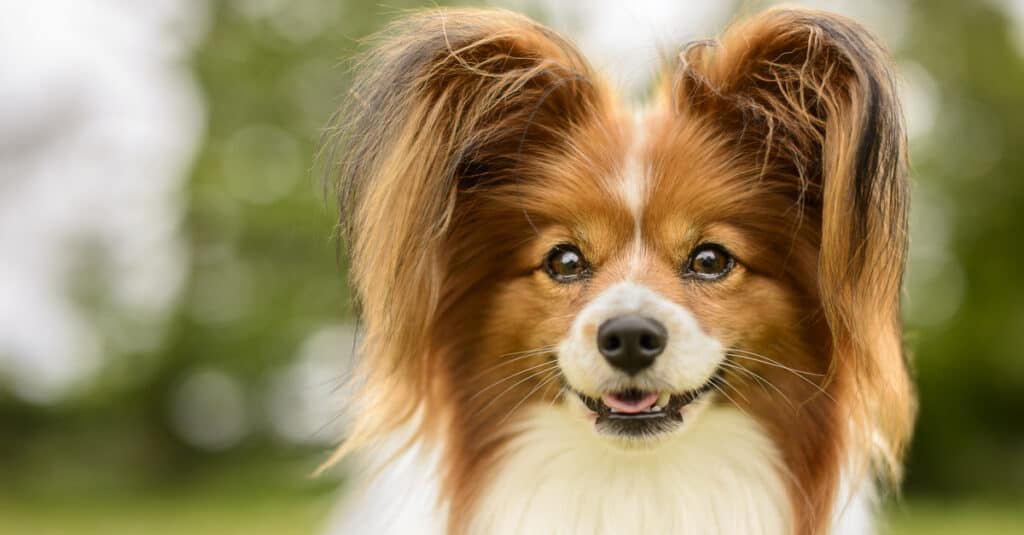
[324,405,877,535]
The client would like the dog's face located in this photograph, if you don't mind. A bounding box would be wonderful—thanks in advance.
[474,108,824,443]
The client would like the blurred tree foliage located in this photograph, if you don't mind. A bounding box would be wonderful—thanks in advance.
[0,0,431,490]
[1,0,1021,502]
[899,0,1024,498]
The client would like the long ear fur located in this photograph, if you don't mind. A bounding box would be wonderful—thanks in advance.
[320,8,598,468]
[677,7,914,484]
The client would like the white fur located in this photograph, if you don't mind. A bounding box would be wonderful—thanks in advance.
[557,281,724,395]
[470,403,791,534]
[320,430,448,534]
[829,457,878,535]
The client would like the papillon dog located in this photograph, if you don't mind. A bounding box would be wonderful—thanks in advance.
[321,6,914,534]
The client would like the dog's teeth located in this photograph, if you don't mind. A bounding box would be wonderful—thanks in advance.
[656,392,671,407]
[651,405,662,412]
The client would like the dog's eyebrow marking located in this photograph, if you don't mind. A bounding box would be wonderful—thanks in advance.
[619,109,649,278]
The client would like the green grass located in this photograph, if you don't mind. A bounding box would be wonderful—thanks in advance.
[2,486,1020,534]
[0,490,337,535]
[884,500,1024,535]
[0,453,341,535]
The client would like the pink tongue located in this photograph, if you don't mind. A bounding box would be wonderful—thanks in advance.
[601,392,660,414]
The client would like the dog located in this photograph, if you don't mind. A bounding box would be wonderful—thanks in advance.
[321,6,914,534]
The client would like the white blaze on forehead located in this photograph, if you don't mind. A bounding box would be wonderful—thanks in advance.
[620,111,648,216]
[620,109,650,277]
[620,109,649,232]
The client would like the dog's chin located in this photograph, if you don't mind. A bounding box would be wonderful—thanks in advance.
[568,381,717,446]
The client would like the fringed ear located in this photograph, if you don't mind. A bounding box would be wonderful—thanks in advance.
[320,8,598,468]
[677,8,913,482]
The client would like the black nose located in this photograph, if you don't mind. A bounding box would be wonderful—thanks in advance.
[596,315,667,375]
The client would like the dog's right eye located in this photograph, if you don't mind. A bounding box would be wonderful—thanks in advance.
[544,244,590,283]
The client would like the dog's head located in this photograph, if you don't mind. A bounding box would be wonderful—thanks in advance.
[327,7,913,532]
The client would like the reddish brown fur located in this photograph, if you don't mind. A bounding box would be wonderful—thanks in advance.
[325,7,914,535]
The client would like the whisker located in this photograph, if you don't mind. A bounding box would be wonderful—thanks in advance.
[707,377,757,423]
[498,345,559,359]
[712,373,751,405]
[540,375,562,405]
[467,360,559,403]
[721,359,778,391]
[708,378,759,424]
[726,351,835,403]
[720,360,796,410]
[548,385,566,410]
[468,362,561,419]
[726,349,825,377]
[468,345,557,381]
[496,370,562,428]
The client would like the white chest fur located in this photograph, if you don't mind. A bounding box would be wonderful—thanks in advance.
[469,405,791,535]
[322,406,877,535]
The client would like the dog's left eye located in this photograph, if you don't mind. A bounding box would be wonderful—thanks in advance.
[544,244,590,282]
[684,243,734,280]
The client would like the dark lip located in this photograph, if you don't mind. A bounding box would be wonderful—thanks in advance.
[573,381,716,437]
[577,385,713,419]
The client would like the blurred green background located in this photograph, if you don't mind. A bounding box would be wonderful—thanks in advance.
[1,0,1021,533]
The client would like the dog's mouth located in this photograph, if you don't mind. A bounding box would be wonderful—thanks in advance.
[575,384,714,437]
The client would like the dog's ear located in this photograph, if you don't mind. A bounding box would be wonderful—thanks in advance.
[321,9,598,462]
[676,8,913,479]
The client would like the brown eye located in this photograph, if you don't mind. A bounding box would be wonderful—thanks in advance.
[544,244,589,282]
[685,244,734,280]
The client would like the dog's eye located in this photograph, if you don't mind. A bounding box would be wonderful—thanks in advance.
[544,244,589,282]
[685,244,734,280]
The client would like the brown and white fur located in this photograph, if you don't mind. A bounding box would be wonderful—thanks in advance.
[322,7,914,535]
